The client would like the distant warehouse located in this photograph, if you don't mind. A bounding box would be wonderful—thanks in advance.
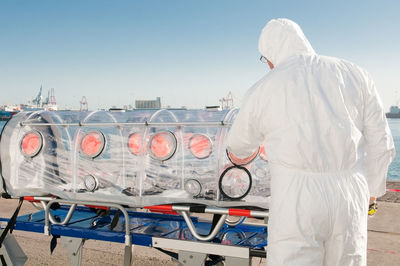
[135,97,161,109]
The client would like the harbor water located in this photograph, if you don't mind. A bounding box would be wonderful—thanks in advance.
[386,119,400,181]
[1,119,400,181]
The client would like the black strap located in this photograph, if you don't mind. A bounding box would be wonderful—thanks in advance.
[0,254,7,266]
[0,161,11,200]
[189,205,206,213]
[109,209,121,231]
[194,214,222,239]
[50,235,60,254]
[209,214,222,236]
[0,197,23,248]
[50,202,61,211]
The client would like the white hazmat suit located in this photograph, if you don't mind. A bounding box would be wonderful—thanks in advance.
[227,18,395,266]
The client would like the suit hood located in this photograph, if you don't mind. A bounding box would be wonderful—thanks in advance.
[258,18,316,66]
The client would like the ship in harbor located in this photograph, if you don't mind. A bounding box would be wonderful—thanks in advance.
[0,110,12,121]
[1,86,58,115]
[23,85,58,111]
[386,105,400,118]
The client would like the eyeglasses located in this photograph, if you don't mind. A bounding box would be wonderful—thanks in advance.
[259,56,268,63]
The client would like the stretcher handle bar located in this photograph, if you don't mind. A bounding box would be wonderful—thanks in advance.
[205,207,269,219]
[25,197,78,225]
[180,211,227,242]
[44,199,132,246]
[43,201,77,226]
[40,201,77,225]
[22,196,55,201]
[155,205,269,219]
[20,121,232,127]
[23,196,55,211]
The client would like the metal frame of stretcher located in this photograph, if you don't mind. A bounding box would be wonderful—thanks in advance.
[0,197,269,266]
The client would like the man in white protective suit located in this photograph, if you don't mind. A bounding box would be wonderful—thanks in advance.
[226,18,395,266]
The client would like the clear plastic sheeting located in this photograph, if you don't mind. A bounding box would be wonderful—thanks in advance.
[0,109,271,209]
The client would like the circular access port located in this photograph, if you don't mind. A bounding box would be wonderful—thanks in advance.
[80,131,106,159]
[184,179,202,197]
[128,132,144,155]
[188,134,213,159]
[148,131,177,161]
[20,130,43,158]
[219,165,252,200]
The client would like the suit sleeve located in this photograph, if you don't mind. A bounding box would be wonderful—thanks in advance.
[226,86,265,159]
[362,72,395,197]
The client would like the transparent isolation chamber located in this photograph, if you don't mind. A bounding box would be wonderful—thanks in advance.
[0,109,271,209]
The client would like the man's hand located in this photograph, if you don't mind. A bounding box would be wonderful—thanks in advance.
[369,197,376,204]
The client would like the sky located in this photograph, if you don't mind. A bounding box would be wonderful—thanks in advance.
[0,0,399,111]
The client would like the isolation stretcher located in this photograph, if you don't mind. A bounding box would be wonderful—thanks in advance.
[0,109,271,265]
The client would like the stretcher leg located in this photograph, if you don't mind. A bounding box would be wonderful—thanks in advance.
[178,250,207,266]
[0,229,27,266]
[123,245,132,266]
[61,236,84,266]
[225,256,251,266]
